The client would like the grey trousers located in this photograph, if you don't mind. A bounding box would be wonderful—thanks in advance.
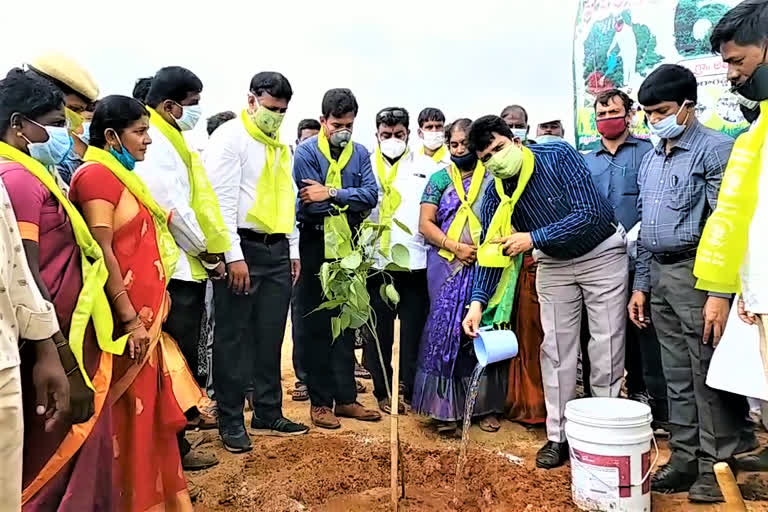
[536,230,628,442]
[650,258,751,473]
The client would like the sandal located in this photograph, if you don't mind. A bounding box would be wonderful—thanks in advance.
[377,398,406,415]
[292,382,309,402]
[356,380,367,394]
[355,362,372,379]
[479,415,501,432]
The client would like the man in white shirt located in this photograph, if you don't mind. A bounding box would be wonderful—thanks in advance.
[134,66,222,471]
[0,179,64,511]
[364,107,433,413]
[205,72,308,453]
[418,108,451,169]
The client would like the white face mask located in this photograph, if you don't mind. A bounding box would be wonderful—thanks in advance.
[421,130,445,150]
[380,138,407,160]
[173,104,202,131]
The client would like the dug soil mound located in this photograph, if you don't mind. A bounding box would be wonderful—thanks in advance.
[193,432,574,511]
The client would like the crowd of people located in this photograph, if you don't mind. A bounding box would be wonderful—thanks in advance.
[0,0,766,510]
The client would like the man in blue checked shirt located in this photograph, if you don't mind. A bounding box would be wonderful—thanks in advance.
[462,115,629,470]
[628,64,756,504]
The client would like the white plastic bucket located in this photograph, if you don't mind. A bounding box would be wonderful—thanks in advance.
[473,329,518,367]
[565,398,657,512]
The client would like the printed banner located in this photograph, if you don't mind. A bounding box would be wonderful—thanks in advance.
[573,0,749,152]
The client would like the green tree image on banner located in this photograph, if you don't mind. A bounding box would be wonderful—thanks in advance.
[573,0,749,152]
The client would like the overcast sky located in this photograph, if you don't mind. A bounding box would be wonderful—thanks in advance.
[1,0,579,150]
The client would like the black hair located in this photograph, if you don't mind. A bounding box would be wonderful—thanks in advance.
[638,64,698,106]
[468,115,514,152]
[375,107,410,129]
[206,111,236,136]
[321,88,359,118]
[417,107,445,128]
[297,118,321,139]
[250,72,293,101]
[26,66,90,103]
[0,69,64,135]
[445,118,472,143]
[710,0,768,54]
[89,95,149,149]
[500,105,529,124]
[145,66,203,108]
[132,77,153,102]
[594,89,633,115]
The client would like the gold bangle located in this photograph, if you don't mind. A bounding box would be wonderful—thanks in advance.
[440,235,447,248]
[110,290,128,304]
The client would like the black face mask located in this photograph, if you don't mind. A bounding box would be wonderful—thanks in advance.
[741,102,761,124]
[450,152,478,172]
[736,46,768,102]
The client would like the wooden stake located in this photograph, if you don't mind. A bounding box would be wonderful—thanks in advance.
[390,322,401,511]
[714,462,747,512]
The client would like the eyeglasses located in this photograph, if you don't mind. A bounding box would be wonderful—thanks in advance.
[377,109,408,124]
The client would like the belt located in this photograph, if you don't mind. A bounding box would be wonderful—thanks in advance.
[298,222,324,232]
[237,229,285,245]
[652,248,697,265]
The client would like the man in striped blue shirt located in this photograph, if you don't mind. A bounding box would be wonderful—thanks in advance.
[462,116,628,469]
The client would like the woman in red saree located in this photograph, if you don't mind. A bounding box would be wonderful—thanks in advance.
[70,95,200,511]
[0,70,122,510]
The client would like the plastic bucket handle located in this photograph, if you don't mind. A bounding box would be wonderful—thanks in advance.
[570,436,659,490]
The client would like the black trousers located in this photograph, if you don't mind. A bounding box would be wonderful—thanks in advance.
[363,270,429,401]
[292,230,357,408]
[291,291,308,383]
[165,279,207,387]
[213,237,291,432]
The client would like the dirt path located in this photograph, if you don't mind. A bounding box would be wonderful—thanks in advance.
[188,326,768,511]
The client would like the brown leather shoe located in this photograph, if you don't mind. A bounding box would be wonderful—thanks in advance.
[311,406,341,429]
[335,401,382,422]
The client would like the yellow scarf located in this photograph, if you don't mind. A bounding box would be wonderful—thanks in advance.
[421,145,447,164]
[0,142,129,390]
[477,146,534,310]
[83,146,179,282]
[439,161,486,261]
[148,108,231,279]
[317,128,354,259]
[239,110,296,235]
[695,101,768,294]
[374,147,405,256]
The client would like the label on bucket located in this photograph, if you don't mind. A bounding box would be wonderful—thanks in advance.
[571,448,631,509]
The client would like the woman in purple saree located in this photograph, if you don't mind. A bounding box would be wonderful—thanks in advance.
[411,119,507,434]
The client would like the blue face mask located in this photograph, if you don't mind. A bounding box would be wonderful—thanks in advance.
[24,122,73,166]
[450,151,478,172]
[107,131,137,170]
[79,122,91,145]
[648,102,690,140]
[536,134,563,144]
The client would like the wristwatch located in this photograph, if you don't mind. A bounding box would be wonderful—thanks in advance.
[328,187,338,198]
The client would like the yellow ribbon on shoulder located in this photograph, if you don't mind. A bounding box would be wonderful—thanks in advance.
[148,108,231,279]
[83,146,179,282]
[0,142,129,390]
[240,110,296,235]
[317,128,355,259]
[694,100,768,294]
[439,161,486,261]
[421,145,448,164]
[477,145,535,311]
[374,147,404,256]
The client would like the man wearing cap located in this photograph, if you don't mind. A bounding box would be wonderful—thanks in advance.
[535,117,566,144]
[26,53,99,189]
[629,63,754,502]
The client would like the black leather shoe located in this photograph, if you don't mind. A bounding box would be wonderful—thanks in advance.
[536,441,569,469]
[688,472,724,503]
[738,447,768,472]
[651,464,697,494]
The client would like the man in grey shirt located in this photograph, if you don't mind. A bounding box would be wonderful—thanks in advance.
[628,64,755,503]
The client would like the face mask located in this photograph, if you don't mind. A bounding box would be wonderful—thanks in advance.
[173,103,202,131]
[380,138,407,160]
[511,128,527,141]
[648,102,689,140]
[735,46,768,102]
[596,116,628,140]
[450,151,478,172]
[329,129,352,148]
[79,122,91,145]
[107,130,137,170]
[251,106,285,134]
[536,134,563,144]
[485,143,524,179]
[421,130,445,150]
[65,107,84,133]
[24,123,73,166]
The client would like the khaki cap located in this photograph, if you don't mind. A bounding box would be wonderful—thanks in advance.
[28,52,99,102]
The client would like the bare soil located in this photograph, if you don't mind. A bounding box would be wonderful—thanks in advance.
[188,326,768,511]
